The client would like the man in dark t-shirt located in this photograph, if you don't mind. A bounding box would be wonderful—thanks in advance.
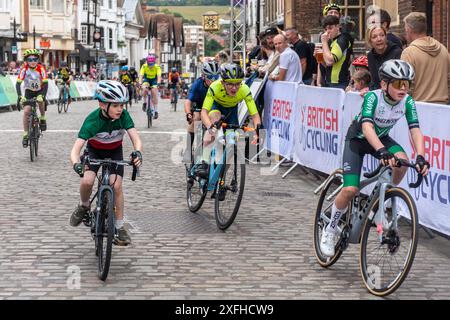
[285,28,315,85]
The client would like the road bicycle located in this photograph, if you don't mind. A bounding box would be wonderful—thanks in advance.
[186,118,255,230]
[142,86,154,128]
[22,97,41,162]
[79,151,139,281]
[313,157,427,296]
[57,82,69,113]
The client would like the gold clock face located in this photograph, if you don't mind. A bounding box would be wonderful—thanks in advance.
[204,16,219,30]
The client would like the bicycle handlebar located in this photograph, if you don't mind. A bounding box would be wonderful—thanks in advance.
[80,151,139,181]
[362,157,428,188]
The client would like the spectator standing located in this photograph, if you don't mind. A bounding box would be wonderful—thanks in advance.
[345,69,371,95]
[285,28,314,85]
[401,12,450,104]
[250,37,280,76]
[317,15,354,89]
[269,34,302,82]
[368,7,403,49]
[366,25,402,90]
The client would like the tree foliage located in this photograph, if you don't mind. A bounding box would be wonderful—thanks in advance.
[205,38,223,57]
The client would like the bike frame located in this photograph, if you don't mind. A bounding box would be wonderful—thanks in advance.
[321,166,395,244]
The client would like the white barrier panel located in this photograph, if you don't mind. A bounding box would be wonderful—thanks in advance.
[388,102,450,235]
[85,81,97,96]
[75,81,91,98]
[293,85,345,174]
[47,80,60,100]
[263,81,299,159]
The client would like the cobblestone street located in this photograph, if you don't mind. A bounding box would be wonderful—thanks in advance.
[0,98,449,300]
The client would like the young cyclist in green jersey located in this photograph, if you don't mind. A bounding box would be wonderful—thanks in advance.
[69,80,143,246]
[320,60,430,257]
[196,63,261,178]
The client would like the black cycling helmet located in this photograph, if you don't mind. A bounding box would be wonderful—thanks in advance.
[323,3,341,16]
[220,63,244,83]
[379,59,415,82]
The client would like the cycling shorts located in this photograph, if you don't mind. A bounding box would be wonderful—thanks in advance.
[142,78,158,88]
[85,144,124,177]
[191,102,202,113]
[209,102,239,126]
[25,89,45,100]
[342,135,405,188]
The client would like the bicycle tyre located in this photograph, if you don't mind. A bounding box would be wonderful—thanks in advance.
[186,151,208,212]
[34,120,39,157]
[359,187,418,297]
[147,94,152,128]
[214,145,245,230]
[57,100,63,113]
[313,168,346,267]
[28,116,35,162]
[96,188,115,281]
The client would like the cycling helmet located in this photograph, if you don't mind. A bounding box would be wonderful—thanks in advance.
[130,66,135,71]
[23,48,41,58]
[171,67,177,72]
[323,3,341,16]
[60,61,68,67]
[146,54,156,65]
[220,63,244,83]
[121,65,129,71]
[94,80,129,103]
[378,59,415,82]
[352,55,368,68]
[201,60,220,80]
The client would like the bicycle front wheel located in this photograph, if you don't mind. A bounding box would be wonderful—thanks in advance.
[96,189,115,281]
[28,117,35,162]
[64,100,68,113]
[360,187,419,296]
[313,169,346,267]
[214,145,245,230]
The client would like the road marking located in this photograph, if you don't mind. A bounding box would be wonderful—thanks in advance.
[0,129,185,135]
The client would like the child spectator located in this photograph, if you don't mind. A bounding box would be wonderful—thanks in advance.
[346,69,371,95]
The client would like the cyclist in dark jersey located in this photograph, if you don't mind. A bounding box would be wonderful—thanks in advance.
[320,60,430,257]
[183,60,220,163]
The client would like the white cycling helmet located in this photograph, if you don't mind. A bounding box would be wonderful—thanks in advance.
[201,60,220,80]
[379,59,415,82]
[94,80,129,103]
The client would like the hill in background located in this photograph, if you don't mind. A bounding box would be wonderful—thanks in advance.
[151,5,230,24]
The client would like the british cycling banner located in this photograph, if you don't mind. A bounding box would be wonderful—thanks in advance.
[263,81,299,159]
[390,102,450,236]
[293,85,345,174]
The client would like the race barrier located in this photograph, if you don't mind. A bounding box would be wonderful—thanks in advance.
[0,75,97,109]
[263,81,450,236]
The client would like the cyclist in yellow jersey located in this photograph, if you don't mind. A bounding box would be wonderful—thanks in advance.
[196,63,261,177]
[139,54,162,119]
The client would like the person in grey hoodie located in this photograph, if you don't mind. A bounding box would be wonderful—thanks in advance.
[367,24,402,90]
[401,12,450,104]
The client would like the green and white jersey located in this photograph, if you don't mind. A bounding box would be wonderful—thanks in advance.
[78,108,134,150]
[347,89,420,140]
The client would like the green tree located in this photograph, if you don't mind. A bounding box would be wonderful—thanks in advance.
[205,38,223,57]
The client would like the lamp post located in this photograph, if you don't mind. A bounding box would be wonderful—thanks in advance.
[33,26,36,49]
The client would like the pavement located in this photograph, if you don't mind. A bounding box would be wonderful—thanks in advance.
[0,97,449,300]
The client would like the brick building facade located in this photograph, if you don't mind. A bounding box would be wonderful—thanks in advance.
[286,0,450,51]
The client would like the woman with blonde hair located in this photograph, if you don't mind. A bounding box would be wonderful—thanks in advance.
[366,24,402,90]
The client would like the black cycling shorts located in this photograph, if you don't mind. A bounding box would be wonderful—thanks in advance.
[342,135,405,188]
[191,102,202,113]
[86,144,124,177]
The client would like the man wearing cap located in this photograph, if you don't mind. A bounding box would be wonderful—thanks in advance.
[264,27,279,50]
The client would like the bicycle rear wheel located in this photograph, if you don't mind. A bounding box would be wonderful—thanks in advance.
[96,188,115,281]
[360,187,418,296]
[313,169,347,267]
[214,145,245,230]
[34,119,39,157]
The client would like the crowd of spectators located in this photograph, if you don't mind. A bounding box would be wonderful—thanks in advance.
[246,3,450,105]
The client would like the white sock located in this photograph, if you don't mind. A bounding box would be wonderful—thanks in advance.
[115,219,124,229]
[154,105,158,112]
[326,203,347,233]
[81,201,90,208]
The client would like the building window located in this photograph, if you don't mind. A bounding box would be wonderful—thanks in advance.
[83,0,89,11]
[81,25,88,44]
[30,0,44,10]
[333,0,366,40]
[109,28,113,49]
[108,0,113,9]
[99,27,105,50]
[0,0,11,11]
[52,0,64,13]
[372,0,399,27]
